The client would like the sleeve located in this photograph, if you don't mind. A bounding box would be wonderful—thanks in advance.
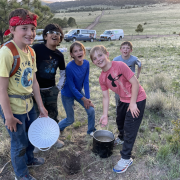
[57,53,66,90]
[0,46,14,77]
[58,53,66,70]
[99,75,109,91]
[120,62,134,80]
[66,65,83,100]
[135,58,141,67]
[83,61,90,99]
[57,70,66,90]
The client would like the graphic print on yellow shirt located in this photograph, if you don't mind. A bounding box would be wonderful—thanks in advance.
[0,40,37,114]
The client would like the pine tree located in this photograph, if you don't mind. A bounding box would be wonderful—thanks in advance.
[0,0,54,44]
[135,24,144,33]
[67,17,76,27]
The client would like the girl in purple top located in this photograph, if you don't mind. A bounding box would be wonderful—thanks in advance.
[58,42,96,135]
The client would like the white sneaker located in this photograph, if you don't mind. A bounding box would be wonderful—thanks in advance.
[114,137,124,146]
[33,147,40,154]
[113,158,133,173]
[89,132,94,137]
[54,139,64,149]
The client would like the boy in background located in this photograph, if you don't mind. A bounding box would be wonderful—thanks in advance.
[113,41,142,145]
[0,8,48,180]
[90,45,146,173]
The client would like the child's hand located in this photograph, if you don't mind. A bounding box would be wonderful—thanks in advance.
[89,101,94,108]
[83,99,90,109]
[100,115,108,127]
[127,103,140,118]
[39,106,48,117]
[5,116,22,132]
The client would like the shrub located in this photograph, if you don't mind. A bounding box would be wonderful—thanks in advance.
[146,73,171,92]
[156,144,171,163]
[73,121,81,129]
[67,17,77,27]
[146,90,180,117]
[170,119,180,153]
[146,90,165,114]
[155,127,162,133]
[135,24,144,33]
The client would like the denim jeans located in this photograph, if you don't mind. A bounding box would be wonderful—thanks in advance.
[58,93,96,134]
[0,106,37,178]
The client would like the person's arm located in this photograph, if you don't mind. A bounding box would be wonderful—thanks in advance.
[57,70,66,90]
[57,53,66,90]
[32,73,48,117]
[83,61,94,109]
[83,61,90,99]
[136,59,142,79]
[127,76,140,118]
[0,77,22,132]
[136,62,142,79]
[100,90,109,127]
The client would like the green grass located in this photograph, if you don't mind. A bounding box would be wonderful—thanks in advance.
[55,3,180,36]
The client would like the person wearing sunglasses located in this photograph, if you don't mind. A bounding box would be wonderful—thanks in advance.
[32,23,66,153]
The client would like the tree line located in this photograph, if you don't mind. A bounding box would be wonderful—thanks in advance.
[47,0,167,11]
[52,7,112,13]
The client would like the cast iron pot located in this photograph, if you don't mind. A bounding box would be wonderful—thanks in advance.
[92,130,115,158]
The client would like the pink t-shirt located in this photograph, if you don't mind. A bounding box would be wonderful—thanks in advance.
[99,61,146,103]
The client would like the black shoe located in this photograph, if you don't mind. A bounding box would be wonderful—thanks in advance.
[27,157,45,167]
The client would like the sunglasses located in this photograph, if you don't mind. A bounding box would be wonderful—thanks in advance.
[46,30,61,36]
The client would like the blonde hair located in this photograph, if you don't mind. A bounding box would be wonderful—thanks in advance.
[90,45,108,61]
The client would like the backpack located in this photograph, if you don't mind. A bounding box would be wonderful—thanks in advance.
[0,41,34,77]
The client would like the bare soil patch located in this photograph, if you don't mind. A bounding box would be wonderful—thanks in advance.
[0,124,163,180]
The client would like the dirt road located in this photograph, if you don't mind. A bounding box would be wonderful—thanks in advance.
[86,11,104,30]
[123,34,178,40]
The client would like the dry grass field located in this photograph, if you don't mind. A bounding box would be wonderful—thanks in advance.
[0,3,180,180]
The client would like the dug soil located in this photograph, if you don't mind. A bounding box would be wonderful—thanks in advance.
[0,124,164,180]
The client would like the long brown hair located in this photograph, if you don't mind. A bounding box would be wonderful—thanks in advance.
[70,41,86,58]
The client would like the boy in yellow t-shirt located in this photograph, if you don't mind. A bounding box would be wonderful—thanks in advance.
[0,8,48,180]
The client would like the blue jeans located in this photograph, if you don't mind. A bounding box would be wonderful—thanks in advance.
[58,94,96,134]
[0,106,37,177]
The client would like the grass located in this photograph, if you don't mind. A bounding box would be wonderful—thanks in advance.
[56,3,180,36]
[1,3,180,180]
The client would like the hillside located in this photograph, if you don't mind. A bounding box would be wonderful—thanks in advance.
[47,0,180,11]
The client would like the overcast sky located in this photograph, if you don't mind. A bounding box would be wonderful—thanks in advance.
[44,0,74,2]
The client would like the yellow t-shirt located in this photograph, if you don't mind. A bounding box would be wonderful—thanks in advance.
[0,40,37,114]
